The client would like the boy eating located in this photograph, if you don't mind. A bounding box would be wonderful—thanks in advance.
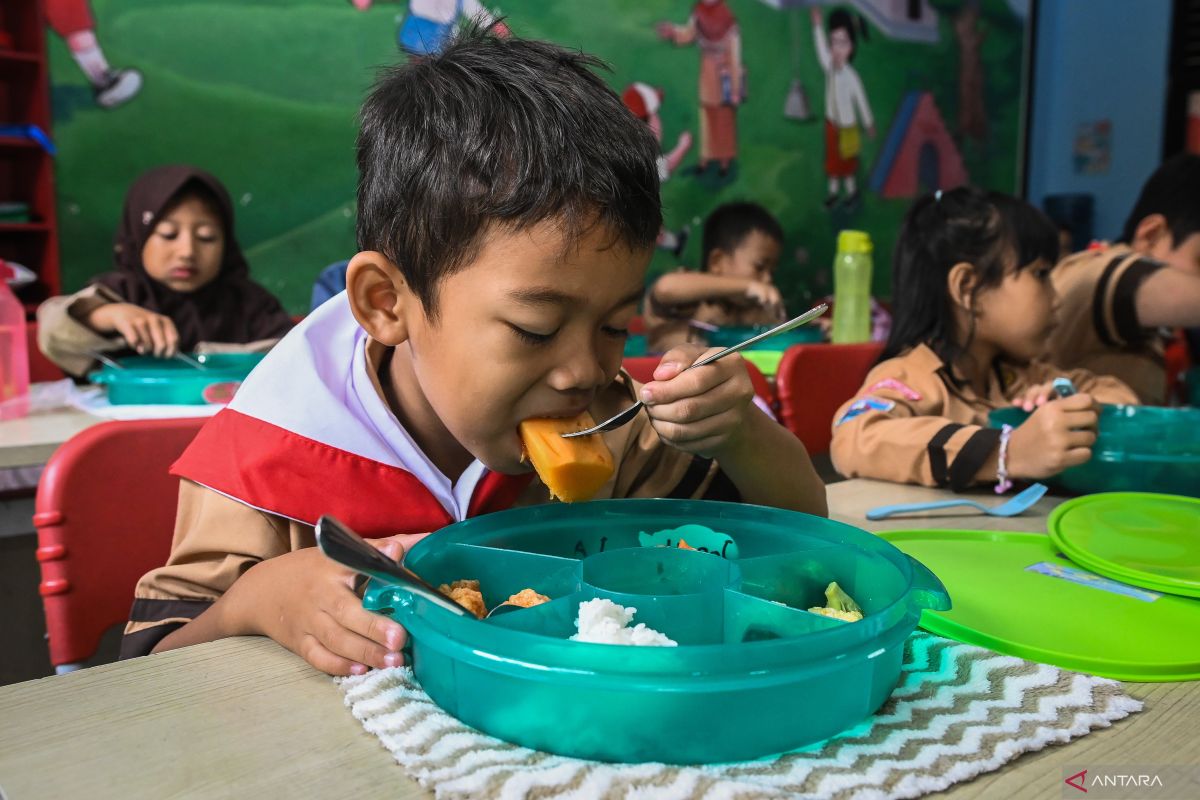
[120,26,826,675]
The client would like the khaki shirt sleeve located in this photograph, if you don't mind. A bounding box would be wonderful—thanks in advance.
[830,360,1001,490]
[36,284,126,377]
[119,480,312,658]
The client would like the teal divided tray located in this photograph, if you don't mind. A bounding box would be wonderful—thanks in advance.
[363,499,949,764]
[88,353,265,405]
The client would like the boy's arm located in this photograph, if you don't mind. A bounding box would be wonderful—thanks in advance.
[121,479,293,658]
[811,8,831,71]
[651,271,769,307]
[1134,266,1200,328]
[638,349,827,517]
[709,404,827,516]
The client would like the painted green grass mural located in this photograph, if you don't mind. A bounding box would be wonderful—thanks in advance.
[50,0,1029,315]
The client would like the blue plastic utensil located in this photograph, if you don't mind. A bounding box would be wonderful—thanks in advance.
[866,483,1048,521]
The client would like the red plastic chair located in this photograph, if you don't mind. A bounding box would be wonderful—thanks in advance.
[26,321,65,383]
[33,417,207,672]
[775,342,885,456]
[622,356,776,411]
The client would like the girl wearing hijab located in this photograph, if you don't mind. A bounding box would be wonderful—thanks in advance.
[38,165,294,377]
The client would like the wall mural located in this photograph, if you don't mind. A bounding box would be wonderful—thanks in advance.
[49,0,1033,315]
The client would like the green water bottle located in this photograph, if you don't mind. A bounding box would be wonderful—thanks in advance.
[831,230,873,344]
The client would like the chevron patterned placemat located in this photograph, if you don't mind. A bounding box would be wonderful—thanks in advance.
[337,632,1142,800]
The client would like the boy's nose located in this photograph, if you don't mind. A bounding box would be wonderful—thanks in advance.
[550,348,609,393]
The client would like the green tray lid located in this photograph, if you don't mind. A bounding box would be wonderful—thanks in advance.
[1047,493,1200,599]
[876,529,1200,681]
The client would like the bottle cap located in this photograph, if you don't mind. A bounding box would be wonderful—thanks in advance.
[837,230,873,254]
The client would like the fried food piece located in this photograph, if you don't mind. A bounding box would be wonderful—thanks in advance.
[502,588,551,609]
[677,539,696,550]
[438,579,486,619]
[807,581,864,622]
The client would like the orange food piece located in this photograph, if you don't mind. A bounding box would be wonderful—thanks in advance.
[519,413,614,502]
[438,579,486,619]
[502,588,551,609]
[678,539,695,550]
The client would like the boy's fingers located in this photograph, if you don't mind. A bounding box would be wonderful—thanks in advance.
[652,407,740,445]
[653,345,705,381]
[316,611,399,670]
[644,359,742,405]
[331,591,407,651]
[646,381,744,424]
[297,632,365,677]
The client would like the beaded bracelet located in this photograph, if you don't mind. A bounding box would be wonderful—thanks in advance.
[995,424,1014,495]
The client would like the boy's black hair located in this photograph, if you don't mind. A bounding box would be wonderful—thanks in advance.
[827,9,861,61]
[1118,153,1200,246]
[356,22,662,316]
[882,187,1058,366]
[700,202,784,271]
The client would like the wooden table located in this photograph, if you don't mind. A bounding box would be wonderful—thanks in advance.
[0,408,102,469]
[1,480,1195,800]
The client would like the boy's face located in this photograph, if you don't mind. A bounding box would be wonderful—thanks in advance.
[387,222,649,474]
[709,229,781,284]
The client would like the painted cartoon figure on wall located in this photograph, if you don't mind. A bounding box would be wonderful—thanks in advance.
[622,82,693,257]
[46,0,141,109]
[656,0,744,179]
[811,5,874,210]
[359,0,509,57]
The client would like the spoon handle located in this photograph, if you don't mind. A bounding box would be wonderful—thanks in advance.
[315,516,473,617]
[687,303,828,371]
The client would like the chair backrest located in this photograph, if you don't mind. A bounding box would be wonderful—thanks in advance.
[775,342,885,455]
[26,320,65,383]
[33,417,207,668]
[621,356,776,411]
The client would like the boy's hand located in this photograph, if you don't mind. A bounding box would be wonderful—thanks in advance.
[228,533,429,676]
[1007,394,1098,479]
[86,302,181,358]
[640,345,755,458]
[744,281,784,315]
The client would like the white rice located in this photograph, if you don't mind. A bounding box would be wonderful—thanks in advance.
[570,598,678,647]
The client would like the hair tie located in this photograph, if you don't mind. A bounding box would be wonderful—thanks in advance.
[934,190,943,202]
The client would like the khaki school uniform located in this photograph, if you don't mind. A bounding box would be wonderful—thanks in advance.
[1046,245,1168,404]
[829,344,1138,490]
[120,339,738,658]
[38,285,279,378]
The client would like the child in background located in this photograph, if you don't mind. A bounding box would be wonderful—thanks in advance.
[1046,154,1200,403]
[644,201,786,353]
[831,188,1138,491]
[38,165,294,377]
[120,28,827,675]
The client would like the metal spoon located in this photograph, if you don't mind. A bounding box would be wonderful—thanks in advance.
[314,516,474,617]
[562,302,828,438]
[173,352,210,371]
[90,351,126,370]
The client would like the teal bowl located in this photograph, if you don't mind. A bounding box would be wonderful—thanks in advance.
[88,353,265,405]
[1187,367,1200,407]
[363,499,949,764]
[989,405,1200,497]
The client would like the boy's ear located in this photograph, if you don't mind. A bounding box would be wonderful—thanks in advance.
[1131,213,1169,253]
[947,262,978,311]
[345,251,411,346]
[707,248,729,275]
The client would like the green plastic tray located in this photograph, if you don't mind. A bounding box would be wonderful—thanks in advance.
[88,353,265,405]
[877,528,1200,682]
[363,499,949,764]
[990,405,1200,497]
[1048,493,1200,598]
